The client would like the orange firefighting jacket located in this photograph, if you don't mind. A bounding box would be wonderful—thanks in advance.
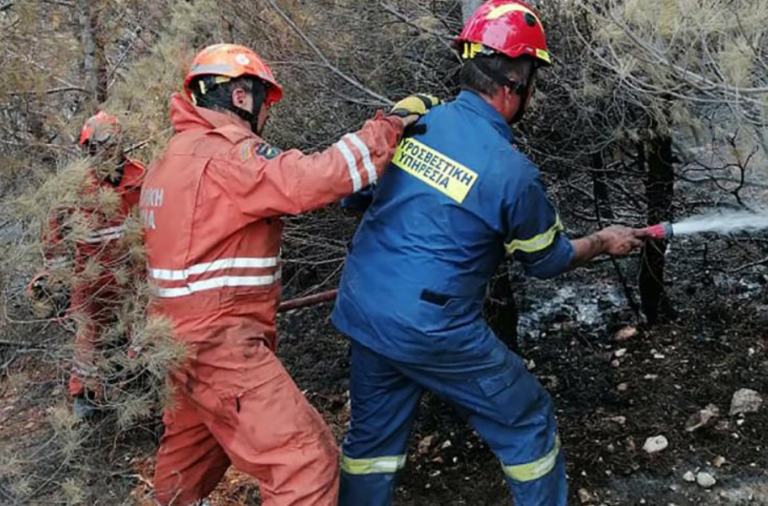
[141,94,403,397]
[42,158,145,274]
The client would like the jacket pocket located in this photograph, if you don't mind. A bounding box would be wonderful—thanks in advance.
[475,351,551,427]
[478,368,518,398]
[420,289,479,317]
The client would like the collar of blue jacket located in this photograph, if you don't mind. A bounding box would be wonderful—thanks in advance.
[454,89,513,143]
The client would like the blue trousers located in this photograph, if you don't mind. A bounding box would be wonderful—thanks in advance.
[340,338,567,506]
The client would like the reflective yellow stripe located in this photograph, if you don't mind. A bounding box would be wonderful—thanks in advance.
[535,48,551,64]
[462,41,484,59]
[341,454,406,475]
[503,437,561,482]
[505,216,564,255]
[487,4,541,26]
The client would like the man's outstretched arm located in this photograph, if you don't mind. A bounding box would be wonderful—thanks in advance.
[569,225,652,270]
[505,176,652,279]
[212,95,439,219]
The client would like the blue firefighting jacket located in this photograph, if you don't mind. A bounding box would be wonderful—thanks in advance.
[332,90,574,363]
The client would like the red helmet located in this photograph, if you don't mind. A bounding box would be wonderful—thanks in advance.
[79,111,120,146]
[457,0,551,66]
[184,44,283,106]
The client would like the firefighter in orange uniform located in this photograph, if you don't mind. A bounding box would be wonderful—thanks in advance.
[141,43,434,506]
[33,111,145,418]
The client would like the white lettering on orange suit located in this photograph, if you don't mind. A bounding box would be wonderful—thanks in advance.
[140,187,164,230]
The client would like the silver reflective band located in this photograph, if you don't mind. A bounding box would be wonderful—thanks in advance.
[46,256,72,269]
[190,63,236,75]
[72,362,99,378]
[84,225,125,243]
[152,272,281,298]
[94,225,125,235]
[344,133,377,186]
[148,257,279,281]
[335,138,362,192]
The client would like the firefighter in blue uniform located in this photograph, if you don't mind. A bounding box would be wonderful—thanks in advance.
[332,1,651,505]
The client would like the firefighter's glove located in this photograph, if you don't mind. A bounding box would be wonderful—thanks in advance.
[27,272,71,319]
[389,94,441,118]
[28,274,50,302]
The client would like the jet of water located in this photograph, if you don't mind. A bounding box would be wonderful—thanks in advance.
[672,210,768,236]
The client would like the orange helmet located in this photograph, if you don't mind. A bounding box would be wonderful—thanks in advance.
[184,44,283,106]
[79,111,120,146]
[457,0,551,66]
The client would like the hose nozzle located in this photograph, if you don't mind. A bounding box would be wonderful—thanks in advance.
[644,222,674,240]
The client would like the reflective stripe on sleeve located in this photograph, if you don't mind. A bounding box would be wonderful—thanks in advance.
[344,133,377,186]
[148,257,279,281]
[341,454,407,475]
[502,436,561,482]
[505,216,564,255]
[335,138,363,192]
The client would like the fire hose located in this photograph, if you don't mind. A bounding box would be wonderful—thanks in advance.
[278,225,677,313]
[129,291,338,358]
[278,289,338,313]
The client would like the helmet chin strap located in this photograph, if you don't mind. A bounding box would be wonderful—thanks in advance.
[194,77,266,134]
[472,57,535,125]
[232,103,260,134]
[243,79,267,134]
[508,84,531,125]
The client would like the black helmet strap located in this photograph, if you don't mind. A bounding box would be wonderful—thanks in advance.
[472,56,536,124]
[192,76,267,133]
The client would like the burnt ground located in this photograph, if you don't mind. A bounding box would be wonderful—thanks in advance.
[278,264,768,506]
[1,257,767,505]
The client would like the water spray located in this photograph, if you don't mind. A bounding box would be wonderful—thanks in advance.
[277,212,767,312]
[642,211,768,240]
